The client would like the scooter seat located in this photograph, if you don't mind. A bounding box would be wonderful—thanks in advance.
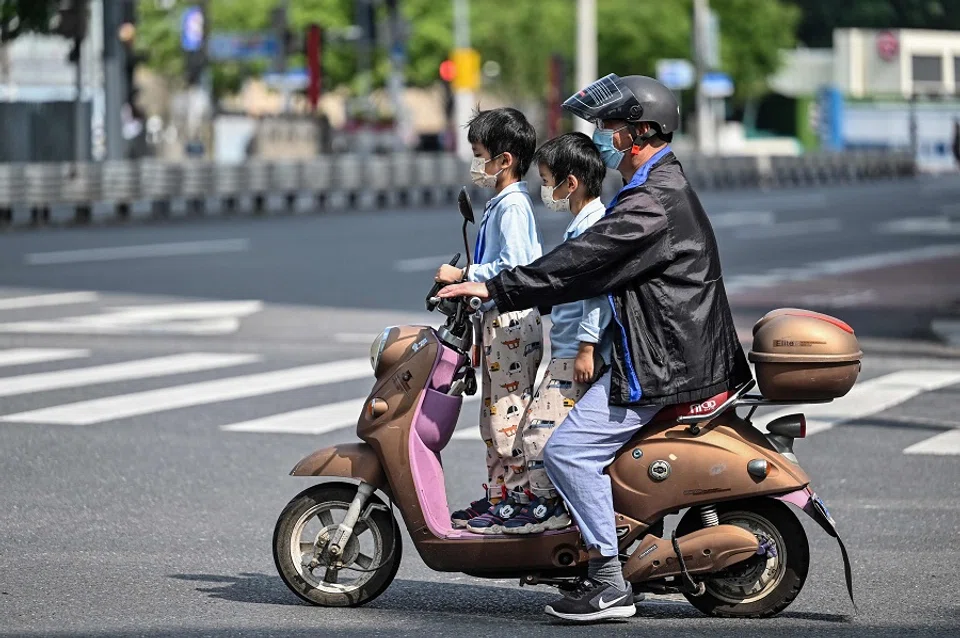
[650,390,732,424]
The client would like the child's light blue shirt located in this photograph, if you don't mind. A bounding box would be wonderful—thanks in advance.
[547,197,612,361]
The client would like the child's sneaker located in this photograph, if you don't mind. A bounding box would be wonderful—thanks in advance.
[503,496,571,534]
[466,487,524,535]
[451,484,495,529]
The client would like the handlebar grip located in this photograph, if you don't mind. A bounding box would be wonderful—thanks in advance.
[426,253,462,311]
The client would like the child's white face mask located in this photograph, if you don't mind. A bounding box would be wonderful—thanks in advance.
[540,182,571,213]
[470,154,504,188]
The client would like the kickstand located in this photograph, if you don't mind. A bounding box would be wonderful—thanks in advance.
[671,530,706,597]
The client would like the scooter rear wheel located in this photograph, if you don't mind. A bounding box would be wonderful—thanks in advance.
[273,482,401,607]
[675,498,809,618]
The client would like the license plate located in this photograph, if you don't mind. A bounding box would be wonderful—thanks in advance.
[811,493,836,527]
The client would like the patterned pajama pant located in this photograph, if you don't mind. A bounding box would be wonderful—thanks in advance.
[479,308,542,501]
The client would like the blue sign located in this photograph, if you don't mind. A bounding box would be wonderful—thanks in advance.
[817,86,845,152]
[208,32,280,61]
[656,59,695,91]
[263,69,309,90]
[180,7,204,52]
[700,71,734,99]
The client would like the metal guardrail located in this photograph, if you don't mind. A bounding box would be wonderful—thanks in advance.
[0,150,917,228]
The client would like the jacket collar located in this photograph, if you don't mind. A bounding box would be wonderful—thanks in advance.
[624,145,673,189]
[605,145,673,215]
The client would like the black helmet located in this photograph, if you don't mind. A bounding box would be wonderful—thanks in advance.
[562,73,680,135]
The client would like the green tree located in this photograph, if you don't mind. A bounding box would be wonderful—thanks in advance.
[0,0,59,43]
[789,0,960,48]
[136,0,798,105]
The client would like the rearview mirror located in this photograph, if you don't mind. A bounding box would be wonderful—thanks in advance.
[457,187,475,224]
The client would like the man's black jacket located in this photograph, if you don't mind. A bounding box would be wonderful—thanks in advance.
[486,149,752,407]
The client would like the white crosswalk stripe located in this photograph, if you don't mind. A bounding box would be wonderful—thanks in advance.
[0,348,89,368]
[0,292,98,310]
[0,345,956,459]
[0,357,370,425]
[0,352,258,398]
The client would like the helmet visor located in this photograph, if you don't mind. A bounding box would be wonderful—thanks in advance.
[562,73,640,123]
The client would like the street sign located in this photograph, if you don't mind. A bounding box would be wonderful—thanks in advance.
[208,32,280,61]
[701,71,734,98]
[263,69,309,91]
[656,59,695,90]
[877,30,899,62]
[180,6,204,52]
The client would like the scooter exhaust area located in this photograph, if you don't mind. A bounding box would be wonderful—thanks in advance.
[622,524,760,583]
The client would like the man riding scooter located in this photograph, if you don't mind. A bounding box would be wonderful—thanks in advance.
[438,73,753,622]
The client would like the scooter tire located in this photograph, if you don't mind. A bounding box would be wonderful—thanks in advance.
[675,498,809,619]
[273,482,402,607]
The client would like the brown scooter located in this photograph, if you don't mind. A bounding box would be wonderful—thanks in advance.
[273,188,857,618]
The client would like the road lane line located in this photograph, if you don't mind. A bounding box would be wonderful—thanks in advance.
[726,243,960,293]
[734,218,841,240]
[904,429,960,456]
[753,370,960,436]
[25,239,250,265]
[0,353,260,398]
[0,348,89,368]
[709,211,774,229]
[0,292,98,310]
[0,358,371,425]
[394,254,458,273]
[224,393,482,435]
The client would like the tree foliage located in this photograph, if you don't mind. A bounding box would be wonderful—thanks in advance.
[790,0,960,47]
[0,0,59,43]
[135,0,799,104]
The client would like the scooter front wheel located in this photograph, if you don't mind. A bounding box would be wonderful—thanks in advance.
[273,483,402,607]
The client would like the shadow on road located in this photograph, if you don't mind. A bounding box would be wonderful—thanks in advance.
[169,572,300,606]
[166,572,851,625]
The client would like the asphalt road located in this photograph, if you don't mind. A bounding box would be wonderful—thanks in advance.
[1,174,959,637]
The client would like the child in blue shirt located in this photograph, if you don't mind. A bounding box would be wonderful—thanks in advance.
[435,108,543,534]
[501,132,612,534]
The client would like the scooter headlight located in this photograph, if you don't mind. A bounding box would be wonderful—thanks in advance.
[369,328,391,373]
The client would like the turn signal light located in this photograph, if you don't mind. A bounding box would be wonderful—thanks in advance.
[366,398,388,420]
[767,414,806,439]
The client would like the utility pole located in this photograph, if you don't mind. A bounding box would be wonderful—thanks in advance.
[101,0,126,160]
[452,0,472,161]
[386,0,413,148]
[693,0,713,155]
[574,0,596,136]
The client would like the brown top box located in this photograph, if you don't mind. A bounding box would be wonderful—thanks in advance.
[748,308,862,364]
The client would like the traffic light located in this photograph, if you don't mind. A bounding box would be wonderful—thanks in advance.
[439,59,456,83]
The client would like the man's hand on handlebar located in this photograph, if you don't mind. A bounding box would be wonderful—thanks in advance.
[435,264,465,284]
[436,282,490,301]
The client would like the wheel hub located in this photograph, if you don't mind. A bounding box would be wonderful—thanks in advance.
[304,524,361,570]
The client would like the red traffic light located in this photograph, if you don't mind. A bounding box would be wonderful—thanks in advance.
[439,59,456,83]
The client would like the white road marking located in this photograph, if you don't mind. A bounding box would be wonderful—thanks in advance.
[904,429,960,456]
[734,218,841,240]
[726,243,960,293]
[394,255,458,273]
[0,291,98,310]
[0,348,89,368]
[25,239,250,265]
[0,300,263,336]
[225,393,483,435]
[334,333,378,344]
[0,358,372,425]
[753,370,960,436]
[0,353,259,398]
[710,211,774,229]
[878,216,960,236]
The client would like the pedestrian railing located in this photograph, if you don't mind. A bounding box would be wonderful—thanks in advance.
[0,150,917,228]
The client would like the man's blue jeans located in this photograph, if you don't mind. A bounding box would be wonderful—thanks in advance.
[543,371,660,556]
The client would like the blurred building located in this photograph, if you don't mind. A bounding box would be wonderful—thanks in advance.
[770,28,960,171]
